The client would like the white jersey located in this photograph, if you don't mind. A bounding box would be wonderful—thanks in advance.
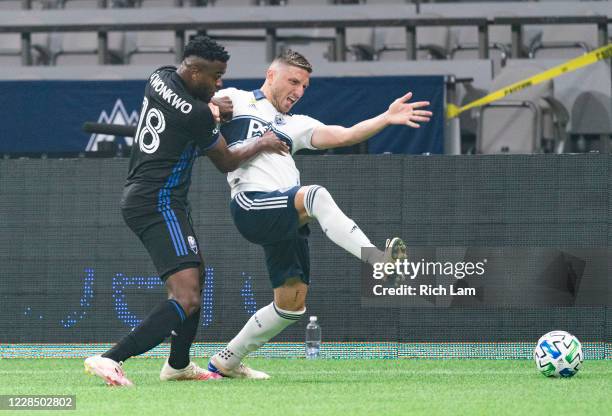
[215,88,323,198]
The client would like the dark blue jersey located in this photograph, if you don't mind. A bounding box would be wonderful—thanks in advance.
[121,66,219,211]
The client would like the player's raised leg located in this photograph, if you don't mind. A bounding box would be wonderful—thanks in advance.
[295,185,406,264]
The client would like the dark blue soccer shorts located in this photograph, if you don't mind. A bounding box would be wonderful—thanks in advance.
[230,186,310,288]
[122,206,202,281]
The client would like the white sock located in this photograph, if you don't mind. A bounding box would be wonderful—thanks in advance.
[214,302,304,369]
[304,185,382,264]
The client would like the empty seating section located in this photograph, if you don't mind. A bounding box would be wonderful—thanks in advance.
[0,1,608,66]
[477,61,568,154]
[0,0,609,154]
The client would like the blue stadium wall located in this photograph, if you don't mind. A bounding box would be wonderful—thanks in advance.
[0,154,610,358]
[0,76,444,155]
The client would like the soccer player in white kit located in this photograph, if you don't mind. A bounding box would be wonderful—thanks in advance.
[208,50,432,379]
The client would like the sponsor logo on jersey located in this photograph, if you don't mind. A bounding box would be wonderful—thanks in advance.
[246,119,271,139]
[223,116,293,152]
[187,236,198,255]
[86,99,139,152]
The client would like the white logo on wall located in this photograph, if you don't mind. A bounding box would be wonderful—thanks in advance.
[86,99,140,152]
[187,236,198,255]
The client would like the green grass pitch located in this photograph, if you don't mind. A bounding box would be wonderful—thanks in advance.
[0,359,610,415]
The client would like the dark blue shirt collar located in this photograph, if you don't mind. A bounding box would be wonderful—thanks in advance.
[252,89,266,100]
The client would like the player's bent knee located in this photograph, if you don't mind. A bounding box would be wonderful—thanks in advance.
[304,185,333,217]
[275,299,306,312]
[274,278,308,312]
[171,292,201,317]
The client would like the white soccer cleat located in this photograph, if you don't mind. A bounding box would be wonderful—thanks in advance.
[84,355,134,387]
[160,360,222,381]
[208,354,270,380]
[382,237,408,283]
[384,237,407,263]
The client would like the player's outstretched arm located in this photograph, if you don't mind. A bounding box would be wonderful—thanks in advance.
[206,131,289,173]
[310,91,432,150]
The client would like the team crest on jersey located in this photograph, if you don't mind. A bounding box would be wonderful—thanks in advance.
[86,99,139,151]
[274,114,286,125]
[187,236,198,254]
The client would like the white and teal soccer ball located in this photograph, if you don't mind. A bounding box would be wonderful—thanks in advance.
[533,330,583,378]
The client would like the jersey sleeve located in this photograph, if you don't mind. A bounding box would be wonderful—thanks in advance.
[290,115,324,153]
[214,87,240,102]
[191,103,221,153]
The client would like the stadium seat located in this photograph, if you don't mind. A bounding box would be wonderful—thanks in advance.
[137,0,186,7]
[31,0,63,8]
[366,0,410,4]
[0,33,52,65]
[0,0,23,10]
[477,61,569,154]
[221,39,269,67]
[458,83,488,153]
[0,0,61,10]
[528,24,599,59]
[0,34,27,65]
[571,91,612,136]
[110,0,138,7]
[125,31,177,65]
[59,0,103,8]
[375,14,452,61]
[276,28,335,64]
[449,25,512,73]
[214,0,261,5]
[345,27,378,61]
[50,32,125,65]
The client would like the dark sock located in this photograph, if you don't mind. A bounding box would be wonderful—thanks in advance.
[103,299,186,363]
[168,308,201,370]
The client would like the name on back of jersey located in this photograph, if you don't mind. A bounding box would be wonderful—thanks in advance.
[149,72,193,114]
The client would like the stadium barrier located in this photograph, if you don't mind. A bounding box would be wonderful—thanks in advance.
[0,154,610,359]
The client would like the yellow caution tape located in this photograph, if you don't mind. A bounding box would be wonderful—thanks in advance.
[446,42,612,119]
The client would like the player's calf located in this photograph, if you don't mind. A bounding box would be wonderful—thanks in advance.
[208,301,304,379]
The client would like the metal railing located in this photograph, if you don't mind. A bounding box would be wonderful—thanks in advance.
[0,5,608,65]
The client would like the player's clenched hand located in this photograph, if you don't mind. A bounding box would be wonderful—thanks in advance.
[386,92,432,128]
[258,130,290,155]
[208,102,221,123]
[210,96,234,123]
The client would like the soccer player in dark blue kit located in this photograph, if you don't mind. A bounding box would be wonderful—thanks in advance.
[84,36,288,386]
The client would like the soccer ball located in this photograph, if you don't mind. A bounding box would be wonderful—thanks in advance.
[533,330,583,378]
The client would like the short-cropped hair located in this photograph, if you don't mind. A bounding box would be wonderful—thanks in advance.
[274,49,312,73]
[183,35,230,63]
